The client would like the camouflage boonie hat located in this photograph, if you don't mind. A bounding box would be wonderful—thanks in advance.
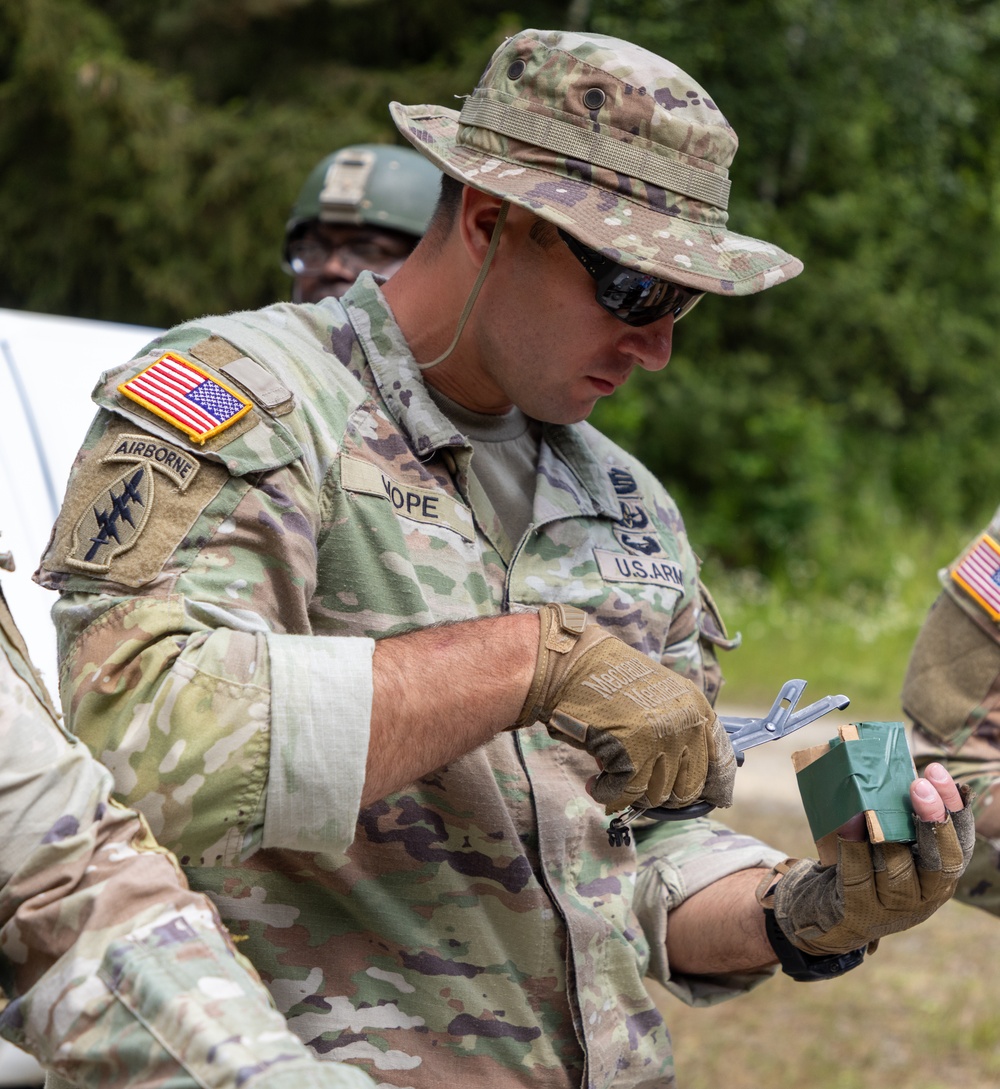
[390,29,802,295]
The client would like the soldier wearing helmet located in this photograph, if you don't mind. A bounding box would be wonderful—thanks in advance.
[282,144,440,302]
[41,28,971,1088]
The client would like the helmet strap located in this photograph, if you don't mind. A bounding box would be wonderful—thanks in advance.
[415,200,509,371]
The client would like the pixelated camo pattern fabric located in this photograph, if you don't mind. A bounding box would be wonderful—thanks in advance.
[0,578,373,1088]
[41,274,781,1088]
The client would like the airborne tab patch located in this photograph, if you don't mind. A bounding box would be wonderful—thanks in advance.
[64,431,205,576]
[105,434,200,490]
[42,420,229,588]
[118,352,252,443]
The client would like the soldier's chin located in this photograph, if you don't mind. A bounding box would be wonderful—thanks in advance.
[310,283,350,302]
[296,280,352,304]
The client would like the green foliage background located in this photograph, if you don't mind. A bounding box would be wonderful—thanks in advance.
[6,11,995,1079]
[3,0,999,606]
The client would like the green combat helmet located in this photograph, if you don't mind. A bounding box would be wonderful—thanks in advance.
[283,143,441,257]
[390,29,802,297]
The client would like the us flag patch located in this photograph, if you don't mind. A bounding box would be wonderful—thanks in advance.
[952,533,1000,621]
[118,352,252,443]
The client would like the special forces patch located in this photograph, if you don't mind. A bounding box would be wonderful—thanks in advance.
[70,466,152,572]
[66,434,201,576]
[37,424,231,589]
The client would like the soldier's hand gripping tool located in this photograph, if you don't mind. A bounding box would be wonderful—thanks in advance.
[607,679,850,847]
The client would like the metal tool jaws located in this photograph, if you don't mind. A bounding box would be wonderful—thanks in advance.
[606,679,851,846]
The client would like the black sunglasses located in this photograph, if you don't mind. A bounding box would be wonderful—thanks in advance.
[557,228,704,327]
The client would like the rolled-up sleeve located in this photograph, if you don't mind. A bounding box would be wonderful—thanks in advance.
[265,631,372,854]
[632,816,784,1006]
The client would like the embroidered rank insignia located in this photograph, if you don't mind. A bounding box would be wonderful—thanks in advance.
[952,533,1000,621]
[610,484,665,556]
[118,352,252,443]
[616,501,650,531]
[615,532,664,556]
[609,468,639,496]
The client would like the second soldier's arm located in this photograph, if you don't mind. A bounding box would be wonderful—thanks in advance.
[0,574,374,1089]
[902,509,1000,915]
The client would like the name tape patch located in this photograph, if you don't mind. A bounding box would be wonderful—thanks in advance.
[594,548,684,591]
[341,455,474,541]
[119,352,252,443]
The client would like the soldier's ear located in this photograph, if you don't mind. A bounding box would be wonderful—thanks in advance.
[458,187,505,265]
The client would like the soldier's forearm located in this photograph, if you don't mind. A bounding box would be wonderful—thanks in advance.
[665,867,776,976]
[365,612,539,806]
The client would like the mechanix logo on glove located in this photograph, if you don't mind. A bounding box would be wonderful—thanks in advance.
[516,603,736,814]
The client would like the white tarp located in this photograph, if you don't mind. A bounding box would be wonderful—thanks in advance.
[0,308,159,690]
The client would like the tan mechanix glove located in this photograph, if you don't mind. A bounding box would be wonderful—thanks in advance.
[757,787,976,958]
[515,603,736,814]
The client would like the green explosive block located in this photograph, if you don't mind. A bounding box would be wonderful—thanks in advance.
[795,721,916,844]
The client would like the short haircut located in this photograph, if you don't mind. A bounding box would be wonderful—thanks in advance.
[426,174,464,242]
[426,174,558,251]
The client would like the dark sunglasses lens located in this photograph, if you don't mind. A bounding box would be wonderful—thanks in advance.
[596,268,702,326]
[557,228,702,326]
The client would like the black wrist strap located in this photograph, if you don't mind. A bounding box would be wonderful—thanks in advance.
[763,909,865,982]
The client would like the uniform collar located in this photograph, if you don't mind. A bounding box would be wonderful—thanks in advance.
[541,423,621,520]
[341,272,620,518]
[341,272,468,457]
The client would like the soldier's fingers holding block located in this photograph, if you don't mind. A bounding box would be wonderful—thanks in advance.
[912,761,965,820]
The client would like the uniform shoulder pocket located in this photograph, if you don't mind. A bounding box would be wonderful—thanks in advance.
[95,337,302,476]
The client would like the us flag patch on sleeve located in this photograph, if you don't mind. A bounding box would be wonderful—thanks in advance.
[951,532,1000,621]
[118,352,252,443]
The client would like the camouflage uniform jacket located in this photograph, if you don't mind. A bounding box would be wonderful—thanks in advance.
[0,552,374,1089]
[903,503,1000,915]
[39,274,782,1089]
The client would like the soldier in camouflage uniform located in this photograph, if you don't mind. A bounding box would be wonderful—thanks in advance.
[282,144,440,303]
[37,29,972,1088]
[904,504,1000,916]
[0,544,374,1089]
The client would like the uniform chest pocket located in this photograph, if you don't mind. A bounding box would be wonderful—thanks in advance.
[340,454,474,540]
[322,454,498,626]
